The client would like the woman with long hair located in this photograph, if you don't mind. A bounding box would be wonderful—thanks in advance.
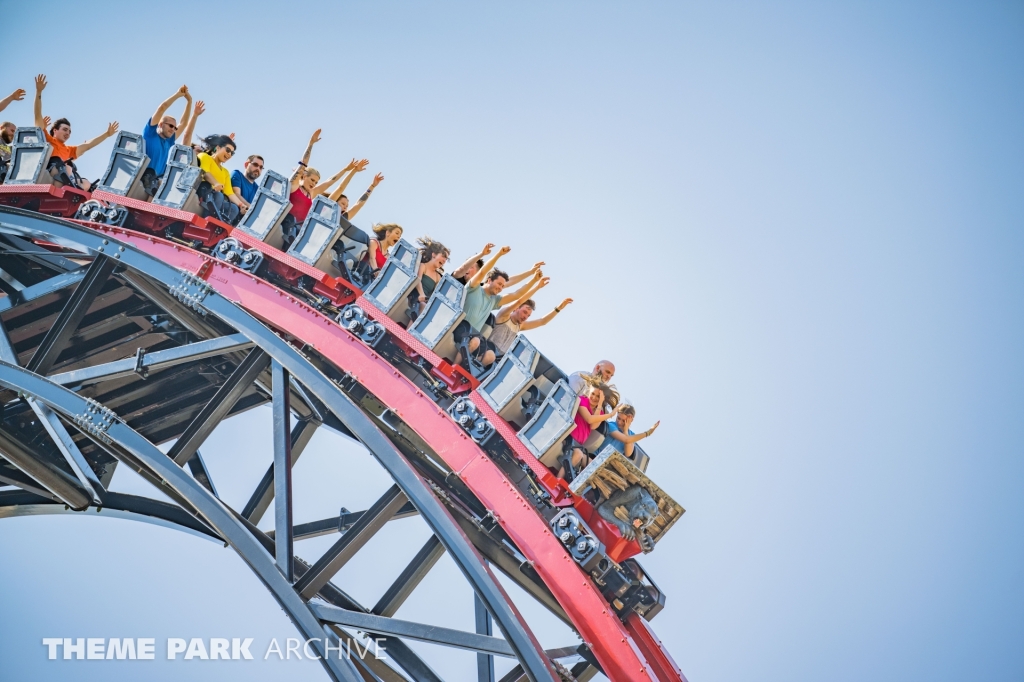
[364,223,404,278]
[405,237,450,319]
[558,381,622,480]
[197,134,245,224]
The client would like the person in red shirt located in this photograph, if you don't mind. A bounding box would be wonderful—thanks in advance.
[33,74,118,191]
[281,129,357,247]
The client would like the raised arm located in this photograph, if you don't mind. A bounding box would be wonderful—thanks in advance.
[291,129,321,192]
[506,262,545,286]
[311,164,353,197]
[452,243,494,280]
[179,100,204,147]
[177,90,193,137]
[328,158,367,202]
[33,74,46,129]
[521,297,572,332]
[498,269,544,306]
[151,85,188,126]
[76,121,119,157]
[344,172,383,220]
[470,245,510,288]
[608,420,660,458]
[0,88,25,114]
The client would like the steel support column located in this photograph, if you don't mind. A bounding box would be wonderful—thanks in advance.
[476,592,496,682]
[272,360,293,581]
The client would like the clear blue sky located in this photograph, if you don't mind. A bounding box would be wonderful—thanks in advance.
[1,1,1022,680]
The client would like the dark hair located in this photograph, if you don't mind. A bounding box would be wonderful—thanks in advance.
[417,236,450,263]
[50,118,71,135]
[520,299,536,310]
[246,154,264,163]
[474,258,484,270]
[487,269,509,283]
[338,194,348,201]
[200,134,235,155]
[619,404,636,417]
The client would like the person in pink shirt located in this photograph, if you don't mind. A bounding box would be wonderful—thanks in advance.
[557,381,621,480]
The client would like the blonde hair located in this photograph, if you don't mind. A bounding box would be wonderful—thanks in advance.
[373,223,403,240]
[304,167,320,180]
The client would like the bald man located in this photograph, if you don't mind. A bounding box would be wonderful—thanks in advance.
[568,360,615,395]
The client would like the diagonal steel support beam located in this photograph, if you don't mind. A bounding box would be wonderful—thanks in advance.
[0,461,64,500]
[27,255,115,376]
[0,425,90,510]
[272,361,293,581]
[28,398,103,505]
[373,535,445,617]
[168,348,270,466]
[0,267,87,314]
[311,602,517,658]
[49,333,254,387]
[185,450,218,497]
[296,484,409,599]
[0,315,102,505]
[241,417,318,524]
[266,501,419,541]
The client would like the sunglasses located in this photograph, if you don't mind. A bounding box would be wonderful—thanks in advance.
[222,147,236,157]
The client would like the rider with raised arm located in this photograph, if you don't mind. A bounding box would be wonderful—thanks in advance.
[328,158,367,217]
[33,74,118,191]
[453,242,543,287]
[605,404,659,461]
[452,246,544,369]
[342,171,383,220]
[281,130,358,245]
[489,285,573,361]
[141,85,193,196]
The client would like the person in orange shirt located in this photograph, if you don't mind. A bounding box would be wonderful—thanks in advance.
[32,74,118,191]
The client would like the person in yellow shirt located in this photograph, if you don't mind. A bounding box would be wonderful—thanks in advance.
[197,134,247,224]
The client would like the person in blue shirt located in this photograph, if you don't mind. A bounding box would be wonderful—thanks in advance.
[606,404,659,460]
[141,85,193,197]
[231,154,263,206]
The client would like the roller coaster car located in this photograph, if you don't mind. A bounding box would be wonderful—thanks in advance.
[569,445,683,561]
[359,238,420,323]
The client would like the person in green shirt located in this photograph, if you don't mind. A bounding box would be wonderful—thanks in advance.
[452,245,544,369]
